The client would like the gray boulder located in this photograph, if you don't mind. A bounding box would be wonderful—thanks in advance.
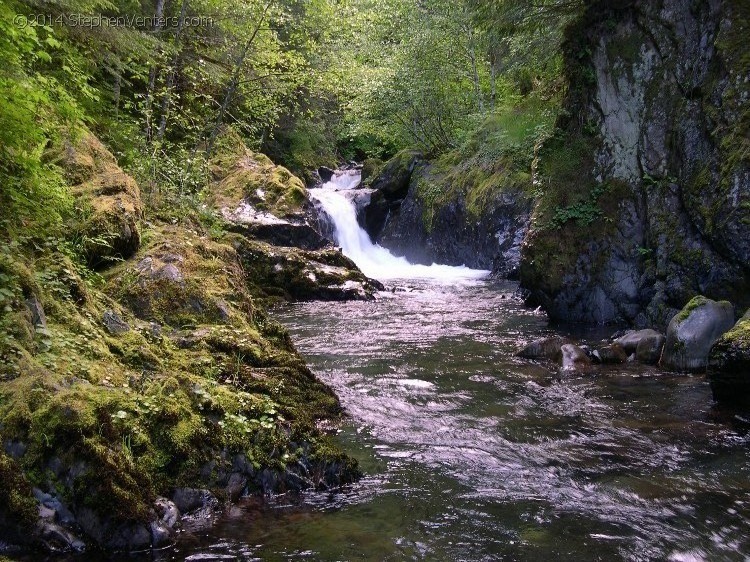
[614,329,664,355]
[661,296,735,372]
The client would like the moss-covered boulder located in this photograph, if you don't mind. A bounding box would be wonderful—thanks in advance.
[369,149,423,200]
[363,150,423,240]
[360,158,384,186]
[660,296,735,372]
[207,129,307,219]
[708,309,750,407]
[52,133,143,268]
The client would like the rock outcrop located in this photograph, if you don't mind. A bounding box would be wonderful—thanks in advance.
[520,1,750,326]
[364,147,533,276]
[660,296,735,372]
[708,309,750,406]
[53,133,143,268]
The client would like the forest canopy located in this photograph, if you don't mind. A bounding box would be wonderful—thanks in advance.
[0,0,581,232]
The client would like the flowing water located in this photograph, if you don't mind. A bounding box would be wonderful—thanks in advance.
[157,170,750,561]
[308,170,489,281]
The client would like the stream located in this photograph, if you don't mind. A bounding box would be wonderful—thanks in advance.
[161,170,750,561]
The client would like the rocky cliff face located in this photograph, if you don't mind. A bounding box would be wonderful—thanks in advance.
[376,163,532,276]
[520,0,750,327]
[363,139,535,277]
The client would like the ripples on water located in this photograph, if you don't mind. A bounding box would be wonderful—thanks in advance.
[163,279,749,561]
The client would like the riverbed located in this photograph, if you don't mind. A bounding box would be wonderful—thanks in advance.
[167,278,750,561]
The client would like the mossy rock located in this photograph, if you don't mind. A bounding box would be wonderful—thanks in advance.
[370,149,423,200]
[0,219,359,552]
[361,158,385,185]
[708,309,750,407]
[51,133,143,268]
[660,296,735,372]
[207,130,307,218]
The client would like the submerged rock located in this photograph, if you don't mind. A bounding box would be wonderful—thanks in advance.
[661,296,735,372]
[516,336,570,360]
[708,310,750,407]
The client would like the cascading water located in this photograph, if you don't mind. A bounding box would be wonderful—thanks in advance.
[310,169,489,281]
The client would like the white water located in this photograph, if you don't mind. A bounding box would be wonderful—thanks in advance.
[310,169,490,281]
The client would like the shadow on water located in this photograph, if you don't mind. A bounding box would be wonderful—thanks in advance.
[36,279,750,561]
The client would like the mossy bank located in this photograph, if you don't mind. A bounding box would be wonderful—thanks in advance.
[0,130,365,554]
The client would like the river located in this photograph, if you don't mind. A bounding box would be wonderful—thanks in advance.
[161,171,750,561]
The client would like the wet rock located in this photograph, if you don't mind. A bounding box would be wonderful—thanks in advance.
[560,344,592,372]
[516,336,570,360]
[102,309,130,334]
[154,497,180,529]
[613,329,666,365]
[33,489,75,526]
[25,297,47,328]
[37,520,85,552]
[661,296,735,372]
[708,310,750,407]
[225,472,248,501]
[635,334,666,365]
[75,508,152,551]
[318,166,335,182]
[171,488,218,516]
[593,343,628,364]
[228,217,328,251]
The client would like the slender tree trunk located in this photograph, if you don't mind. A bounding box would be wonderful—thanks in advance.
[144,0,166,142]
[113,72,121,115]
[156,0,188,141]
[467,27,484,112]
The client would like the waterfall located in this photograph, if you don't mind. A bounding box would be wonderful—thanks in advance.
[310,169,489,281]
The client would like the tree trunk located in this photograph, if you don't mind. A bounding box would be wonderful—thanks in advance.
[144,0,166,141]
[155,0,188,141]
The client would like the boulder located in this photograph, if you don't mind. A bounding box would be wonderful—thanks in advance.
[708,309,750,407]
[560,344,592,372]
[660,296,735,372]
[516,336,570,360]
[53,133,143,268]
[318,166,335,182]
[360,158,384,185]
[593,343,628,364]
[635,334,666,365]
[614,329,664,355]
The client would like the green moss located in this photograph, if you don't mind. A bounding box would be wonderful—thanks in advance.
[207,130,308,218]
[0,210,357,541]
[0,451,38,529]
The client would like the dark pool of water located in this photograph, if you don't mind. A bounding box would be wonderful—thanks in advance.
[40,279,750,561]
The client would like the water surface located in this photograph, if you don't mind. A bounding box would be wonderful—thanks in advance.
[172,278,750,561]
